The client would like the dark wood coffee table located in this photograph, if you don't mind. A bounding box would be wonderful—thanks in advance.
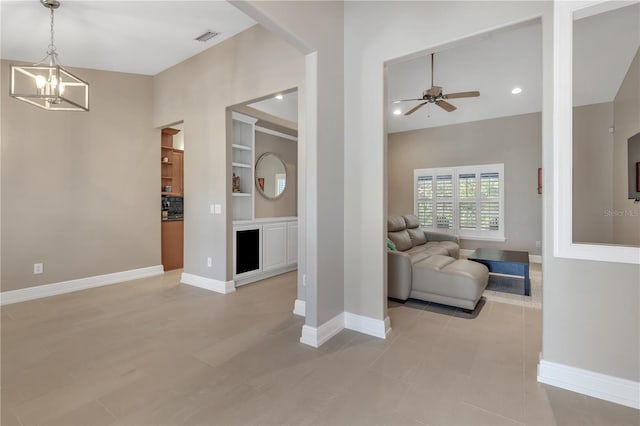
[467,248,530,296]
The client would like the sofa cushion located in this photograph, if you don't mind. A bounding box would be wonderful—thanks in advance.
[388,216,407,232]
[415,254,455,271]
[409,252,431,264]
[424,246,449,256]
[407,228,427,246]
[388,230,412,251]
[425,241,459,259]
[403,214,420,229]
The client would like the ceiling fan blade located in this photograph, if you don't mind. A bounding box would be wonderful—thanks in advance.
[443,91,480,99]
[392,98,424,104]
[435,100,457,112]
[404,102,428,116]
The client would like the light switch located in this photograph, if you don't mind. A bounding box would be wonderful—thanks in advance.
[214,204,222,215]
[210,204,215,214]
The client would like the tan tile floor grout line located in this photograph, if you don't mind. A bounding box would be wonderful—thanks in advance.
[462,401,526,425]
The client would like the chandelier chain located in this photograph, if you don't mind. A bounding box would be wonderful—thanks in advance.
[48,7,56,54]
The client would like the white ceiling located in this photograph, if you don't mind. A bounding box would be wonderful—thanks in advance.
[573,2,640,107]
[387,2,639,134]
[0,0,256,75]
[248,91,298,123]
[386,20,543,134]
[2,1,636,125]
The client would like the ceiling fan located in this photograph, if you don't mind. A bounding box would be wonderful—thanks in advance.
[393,53,480,115]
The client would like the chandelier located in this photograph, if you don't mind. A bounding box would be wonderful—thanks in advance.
[9,0,89,111]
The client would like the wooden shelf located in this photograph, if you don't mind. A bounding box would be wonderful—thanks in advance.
[232,162,252,169]
[232,192,252,197]
[161,161,174,165]
[161,145,173,150]
[161,176,173,180]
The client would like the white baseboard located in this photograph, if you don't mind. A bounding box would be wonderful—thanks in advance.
[460,249,542,264]
[181,272,235,294]
[300,311,391,348]
[0,265,164,305]
[344,312,391,339]
[300,312,344,348]
[538,359,640,409]
[293,299,306,317]
[234,265,297,287]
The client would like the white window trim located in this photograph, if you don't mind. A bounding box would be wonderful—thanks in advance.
[414,163,505,241]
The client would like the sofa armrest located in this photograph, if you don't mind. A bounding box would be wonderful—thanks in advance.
[424,231,459,244]
[387,250,412,301]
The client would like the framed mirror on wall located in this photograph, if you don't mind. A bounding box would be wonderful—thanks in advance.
[255,152,287,199]
[555,0,640,264]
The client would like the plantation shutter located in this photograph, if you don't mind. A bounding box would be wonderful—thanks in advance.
[436,175,453,229]
[480,172,500,231]
[416,176,433,226]
[458,173,477,230]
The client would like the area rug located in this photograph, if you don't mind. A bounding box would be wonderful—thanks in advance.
[482,262,542,309]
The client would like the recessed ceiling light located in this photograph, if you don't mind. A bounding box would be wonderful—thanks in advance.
[275,94,284,100]
[393,109,402,115]
[511,87,523,94]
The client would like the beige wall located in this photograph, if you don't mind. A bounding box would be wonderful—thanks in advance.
[237,1,346,327]
[613,48,640,245]
[153,24,304,283]
[1,60,158,292]
[572,102,614,244]
[388,112,542,255]
[255,131,297,218]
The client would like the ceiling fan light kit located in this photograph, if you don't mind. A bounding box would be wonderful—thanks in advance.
[394,53,479,116]
[10,0,89,112]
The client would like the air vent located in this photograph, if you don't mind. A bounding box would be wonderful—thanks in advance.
[194,31,219,42]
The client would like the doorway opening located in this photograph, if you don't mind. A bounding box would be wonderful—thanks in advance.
[227,89,300,288]
[160,121,185,271]
[384,18,544,319]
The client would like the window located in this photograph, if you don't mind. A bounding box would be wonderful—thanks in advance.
[275,173,286,196]
[414,164,505,240]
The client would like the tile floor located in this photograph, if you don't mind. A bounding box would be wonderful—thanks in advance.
[1,270,638,425]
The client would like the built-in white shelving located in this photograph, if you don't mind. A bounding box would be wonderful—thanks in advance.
[231,162,252,168]
[232,144,252,151]
[231,112,258,221]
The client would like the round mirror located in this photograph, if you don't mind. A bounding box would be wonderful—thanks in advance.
[255,152,287,199]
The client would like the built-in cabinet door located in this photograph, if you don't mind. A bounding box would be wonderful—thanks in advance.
[287,222,298,265]
[162,220,183,271]
[262,223,287,272]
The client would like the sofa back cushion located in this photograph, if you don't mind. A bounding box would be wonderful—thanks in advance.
[388,230,413,251]
[403,214,420,229]
[407,228,427,246]
[388,216,407,232]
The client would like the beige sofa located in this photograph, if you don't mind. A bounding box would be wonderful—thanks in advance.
[387,215,489,311]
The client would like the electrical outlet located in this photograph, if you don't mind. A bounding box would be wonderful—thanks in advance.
[214,204,222,215]
[535,241,541,248]
[33,263,43,274]
[207,257,212,267]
